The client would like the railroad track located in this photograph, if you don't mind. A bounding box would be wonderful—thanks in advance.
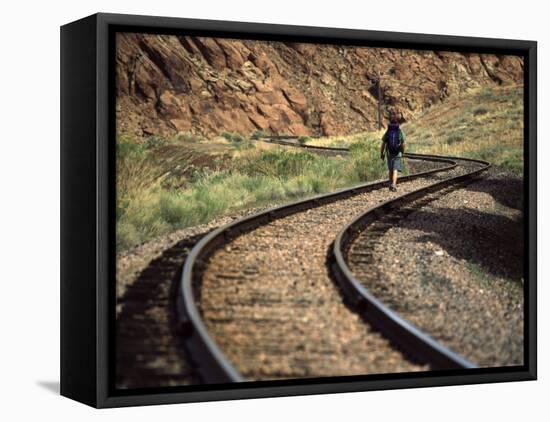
[257,135,352,154]
[175,136,490,383]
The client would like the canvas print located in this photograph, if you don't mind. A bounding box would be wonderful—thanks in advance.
[114,32,524,389]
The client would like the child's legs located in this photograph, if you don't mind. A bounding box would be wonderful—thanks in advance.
[392,169,398,185]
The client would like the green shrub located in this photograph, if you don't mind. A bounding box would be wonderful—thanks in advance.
[159,191,190,225]
[241,150,316,178]
[176,132,198,142]
[446,133,464,145]
[144,135,169,149]
[348,139,386,182]
[250,129,269,140]
[221,131,247,143]
[477,87,497,102]
[231,133,245,142]
[221,131,233,141]
[117,220,140,251]
[499,152,523,175]
[473,106,489,116]
[233,140,256,151]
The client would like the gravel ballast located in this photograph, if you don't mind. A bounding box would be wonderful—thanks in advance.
[115,205,277,388]
[347,167,524,367]
[199,160,475,381]
[115,156,496,387]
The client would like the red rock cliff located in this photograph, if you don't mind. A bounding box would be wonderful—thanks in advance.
[116,32,523,138]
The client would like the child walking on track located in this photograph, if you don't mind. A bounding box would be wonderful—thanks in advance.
[381,114,406,192]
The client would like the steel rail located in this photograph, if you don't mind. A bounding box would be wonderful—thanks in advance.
[176,137,488,383]
[331,155,491,370]
[259,136,350,153]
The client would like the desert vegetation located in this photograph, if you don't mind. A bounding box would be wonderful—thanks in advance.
[116,133,386,251]
[117,85,522,251]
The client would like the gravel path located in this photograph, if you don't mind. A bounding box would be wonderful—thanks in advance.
[199,160,475,381]
[347,167,523,367]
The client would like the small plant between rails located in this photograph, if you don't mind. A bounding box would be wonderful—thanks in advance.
[175,136,490,383]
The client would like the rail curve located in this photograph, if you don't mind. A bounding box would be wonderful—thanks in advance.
[176,136,490,383]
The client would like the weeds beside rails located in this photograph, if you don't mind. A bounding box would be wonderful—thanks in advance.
[116,133,386,252]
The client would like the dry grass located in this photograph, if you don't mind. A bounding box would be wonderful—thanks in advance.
[403,84,524,174]
[306,85,524,175]
[306,131,386,148]
[116,133,386,251]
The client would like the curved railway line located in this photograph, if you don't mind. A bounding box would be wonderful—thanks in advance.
[175,136,490,383]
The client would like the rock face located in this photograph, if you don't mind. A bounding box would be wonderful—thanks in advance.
[116,32,523,139]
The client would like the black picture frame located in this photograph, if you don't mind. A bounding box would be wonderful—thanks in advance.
[61,12,537,408]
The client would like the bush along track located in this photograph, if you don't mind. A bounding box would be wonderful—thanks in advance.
[116,133,387,252]
[176,137,489,383]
